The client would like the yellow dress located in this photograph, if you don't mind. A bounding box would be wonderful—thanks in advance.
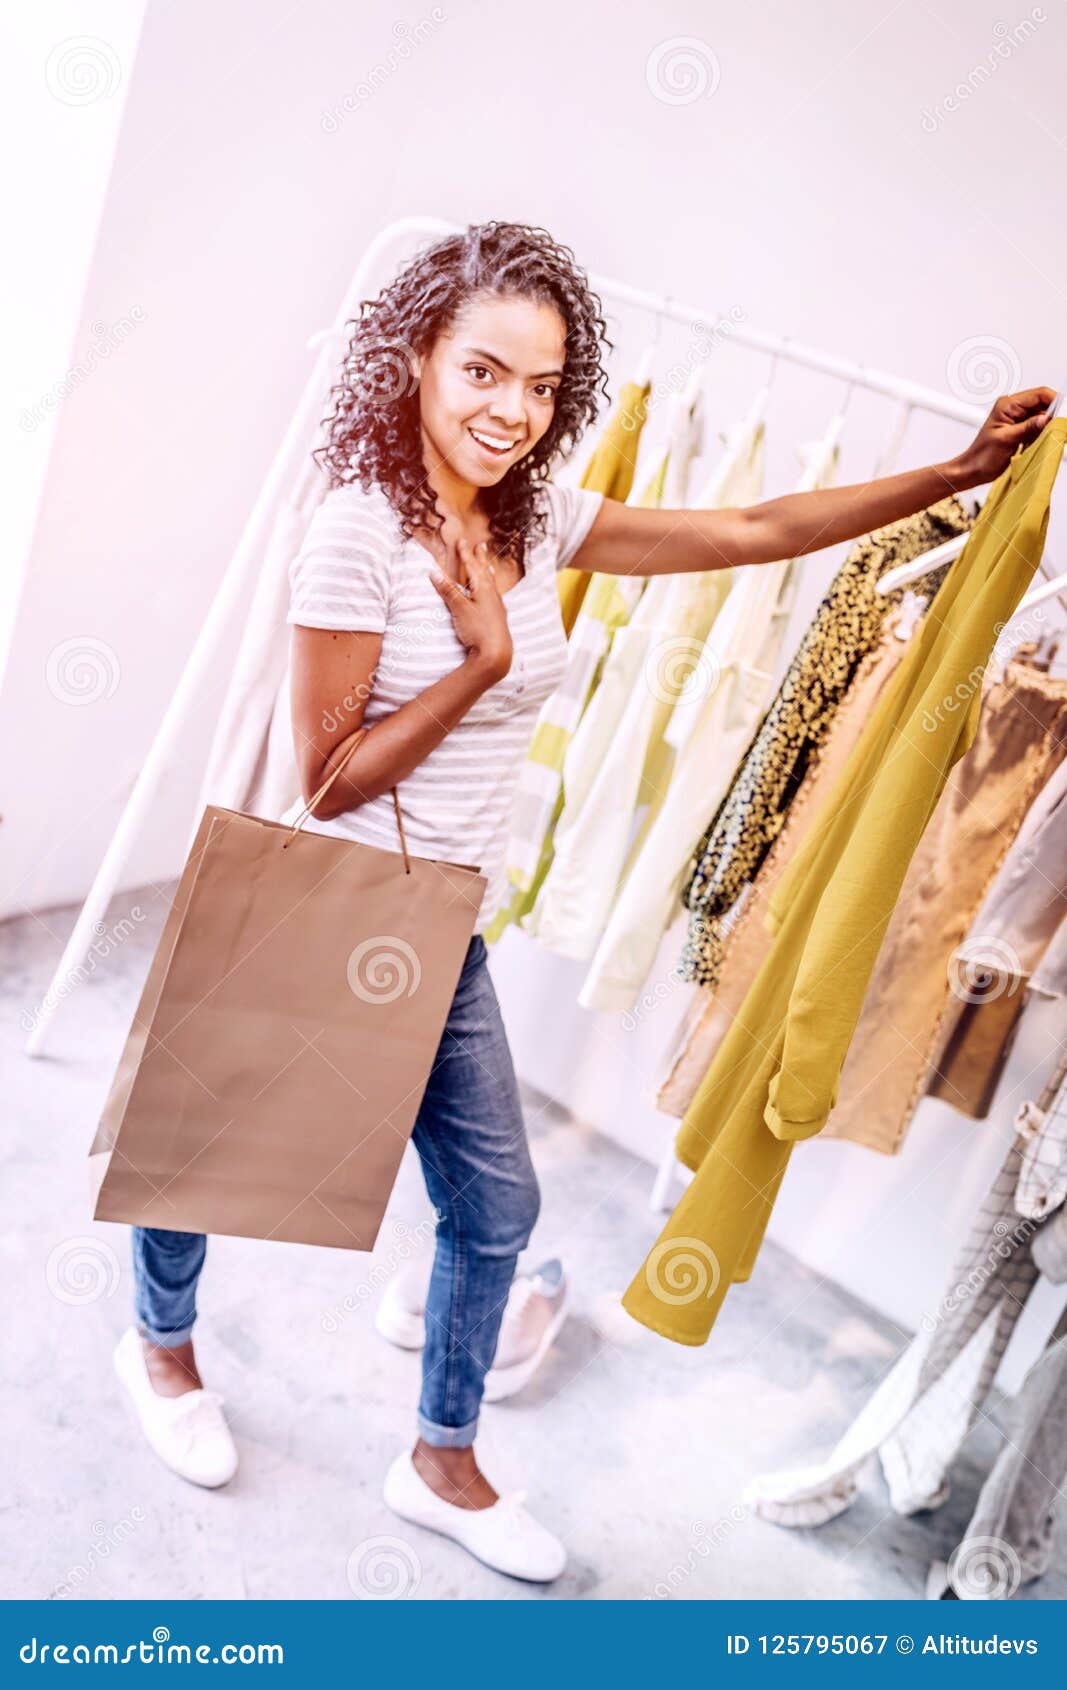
[622,417,1067,1346]
[556,378,650,636]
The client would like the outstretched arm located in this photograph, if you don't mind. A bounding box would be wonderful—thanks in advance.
[568,387,1056,579]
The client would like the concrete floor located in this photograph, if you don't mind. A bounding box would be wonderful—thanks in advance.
[4,880,1065,1602]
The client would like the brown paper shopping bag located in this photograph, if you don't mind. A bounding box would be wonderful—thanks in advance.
[89,730,486,1250]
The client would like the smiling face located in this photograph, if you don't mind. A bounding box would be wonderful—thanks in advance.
[412,292,567,500]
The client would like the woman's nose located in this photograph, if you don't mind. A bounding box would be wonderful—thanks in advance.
[488,384,525,425]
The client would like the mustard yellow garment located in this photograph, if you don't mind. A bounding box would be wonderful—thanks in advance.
[622,417,1067,1346]
[557,378,650,635]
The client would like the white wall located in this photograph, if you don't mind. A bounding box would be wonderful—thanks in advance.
[1,4,146,680]
[5,0,1066,1373]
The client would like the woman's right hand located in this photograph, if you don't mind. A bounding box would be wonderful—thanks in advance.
[428,536,513,681]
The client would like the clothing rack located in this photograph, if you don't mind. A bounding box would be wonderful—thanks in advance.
[23,214,1038,1055]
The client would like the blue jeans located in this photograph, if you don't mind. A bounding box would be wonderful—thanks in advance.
[131,934,540,1447]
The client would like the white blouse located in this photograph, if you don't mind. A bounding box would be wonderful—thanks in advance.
[281,476,605,932]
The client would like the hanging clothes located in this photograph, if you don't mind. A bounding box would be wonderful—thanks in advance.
[677,495,975,992]
[1014,1073,1067,1223]
[483,458,667,943]
[557,377,652,636]
[1032,1205,1067,1282]
[654,619,915,1118]
[744,1046,1067,1596]
[662,657,1067,1137]
[579,473,968,1013]
[817,658,1067,1154]
[621,416,1067,1348]
[927,753,1067,1119]
[927,1302,1067,1598]
[523,400,772,962]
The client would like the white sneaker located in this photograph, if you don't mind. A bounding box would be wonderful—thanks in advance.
[374,1257,431,1350]
[113,1325,238,1489]
[376,1257,569,1406]
[483,1259,568,1403]
[383,1450,566,1583]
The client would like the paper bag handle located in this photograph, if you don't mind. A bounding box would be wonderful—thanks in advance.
[282,726,411,873]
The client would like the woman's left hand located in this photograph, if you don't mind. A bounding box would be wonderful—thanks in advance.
[957,387,1058,486]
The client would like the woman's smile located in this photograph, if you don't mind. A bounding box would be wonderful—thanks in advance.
[467,424,522,461]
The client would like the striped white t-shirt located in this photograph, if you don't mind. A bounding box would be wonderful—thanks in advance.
[280,476,605,933]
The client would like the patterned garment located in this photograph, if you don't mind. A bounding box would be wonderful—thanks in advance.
[1015,1054,1067,1221]
[677,493,977,988]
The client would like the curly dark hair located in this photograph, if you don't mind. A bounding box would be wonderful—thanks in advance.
[312,221,613,569]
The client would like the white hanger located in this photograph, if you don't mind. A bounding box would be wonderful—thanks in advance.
[873,398,915,479]
[634,292,676,389]
[875,386,1064,595]
[875,529,969,595]
[745,380,771,431]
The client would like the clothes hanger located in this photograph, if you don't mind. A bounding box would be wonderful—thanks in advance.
[875,386,1065,596]
[807,380,851,464]
[712,360,777,453]
[986,558,1067,684]
[744,338,792,431]
[634,293,673,388]
[633,341,656,387]
[873,398,915,479]
[707,342,782,462]
[858,394,931,637]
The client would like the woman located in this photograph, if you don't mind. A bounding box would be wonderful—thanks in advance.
[115,220,1054,1583]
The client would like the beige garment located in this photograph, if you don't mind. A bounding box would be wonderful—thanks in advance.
[927,729,1067,1118]
[655,624,909,1117]
[821,659,1067,1153]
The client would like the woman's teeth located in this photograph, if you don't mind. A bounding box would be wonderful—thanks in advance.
[469,428,514,457]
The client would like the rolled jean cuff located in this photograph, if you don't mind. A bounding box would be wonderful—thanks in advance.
[137,1318,195,1350]
[417,1410,479,1448]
